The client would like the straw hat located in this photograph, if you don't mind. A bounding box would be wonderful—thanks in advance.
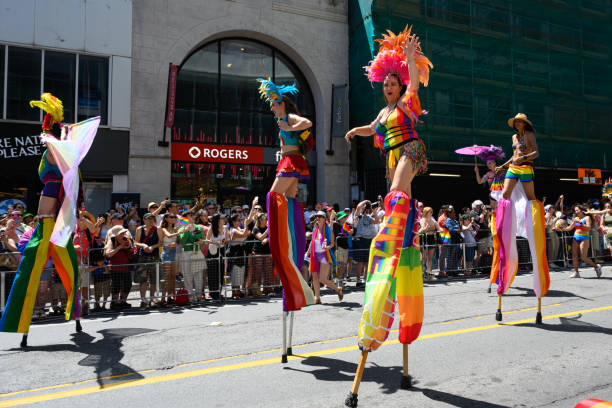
[107,225,129,239]
[507,113,533,129]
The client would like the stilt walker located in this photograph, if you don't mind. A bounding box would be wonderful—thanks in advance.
[344,26,432,407]
[471,145,505,293]
[0,93,99,346]
[492,113,549,323]
[256,78,316,363]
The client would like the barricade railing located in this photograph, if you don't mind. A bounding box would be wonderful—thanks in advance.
[1,229,609,316]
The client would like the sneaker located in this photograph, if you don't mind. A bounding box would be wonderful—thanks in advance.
[570,271,580,278]
[595,264,602,278]
[139,301,148,310]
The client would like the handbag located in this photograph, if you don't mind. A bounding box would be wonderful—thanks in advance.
[0,252,18,270]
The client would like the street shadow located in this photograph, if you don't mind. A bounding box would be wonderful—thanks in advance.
[283,355,403,394]
[10,327,155,388]
[507,286,588,299]
[317,301,362,310]
[516,315,612,335]
[410,386,511,408]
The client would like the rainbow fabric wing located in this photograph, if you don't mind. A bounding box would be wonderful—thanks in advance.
[267,192,314,311]
[496,198,518,295]
[575,399,612,408]
[0,218,80,333]
[489,209,500,285]
[42,116,99,247]
[526,200,550,298]
[358,191,423,351]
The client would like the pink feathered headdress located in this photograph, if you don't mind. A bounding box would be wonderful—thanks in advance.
[365,26,433,87]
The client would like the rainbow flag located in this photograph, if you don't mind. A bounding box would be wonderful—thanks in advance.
[177,215,189,226]
[438,229,451,245]
[342,215,354,235]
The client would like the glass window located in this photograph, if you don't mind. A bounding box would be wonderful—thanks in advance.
[7,47,41,121]
[0,45,4,118]
[44,51,76,123]
[177,43,218,112]
[78,55,109,124]
[220,40,272,111]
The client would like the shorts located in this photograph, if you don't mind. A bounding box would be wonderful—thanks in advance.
[41,180,61,198]
[477,237,490,252]
[387,139,427,175]
[93,273,111,283]
[314,252,329,265]
[134,256,158,283]
[464,245,476,262]
[79,267,91,288]
[573,234,590,242]
[111,271,132,295]
[51,282,67,301]
[276,154,310,181]
[421,233,436,247]
[161,248,176,263]
[353,238,372,263]
[336,247,349,264]
[40,267,53,281]
[505,164,534,182]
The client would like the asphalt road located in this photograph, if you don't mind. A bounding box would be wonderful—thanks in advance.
[1,266,612,408]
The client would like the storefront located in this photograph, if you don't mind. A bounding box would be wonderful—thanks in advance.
[170,38,317,207]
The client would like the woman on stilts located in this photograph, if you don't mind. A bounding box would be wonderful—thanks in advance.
[343,26,432,407]
[0,93,99,347]
[257,77,315,363]
[473,146,505,293]
[492,113,550,323]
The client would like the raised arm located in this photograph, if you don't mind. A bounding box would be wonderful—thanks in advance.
[345,110,383,142]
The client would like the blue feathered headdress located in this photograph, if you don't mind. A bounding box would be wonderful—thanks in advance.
[256,77,299,105]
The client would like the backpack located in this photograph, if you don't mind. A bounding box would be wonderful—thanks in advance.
[175,288,189,305]
[298,129,315,155]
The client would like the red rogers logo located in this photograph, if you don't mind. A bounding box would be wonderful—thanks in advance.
[172,143,264,164]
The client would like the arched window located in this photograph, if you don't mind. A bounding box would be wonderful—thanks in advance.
[171,38,315,205]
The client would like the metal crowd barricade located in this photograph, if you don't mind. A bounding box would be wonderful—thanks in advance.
[2,228,609,318]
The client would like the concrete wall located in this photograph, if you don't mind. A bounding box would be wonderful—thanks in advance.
[131,0,350,206]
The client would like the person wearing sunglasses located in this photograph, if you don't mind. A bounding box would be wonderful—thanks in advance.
[157,213,183,306]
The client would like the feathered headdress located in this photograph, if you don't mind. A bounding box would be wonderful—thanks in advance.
[256,77,299,105]
[29,93,64,131]
[365,25,433,87]
[477,145,505,162]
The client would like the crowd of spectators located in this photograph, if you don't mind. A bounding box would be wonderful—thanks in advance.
[1,192,611,318]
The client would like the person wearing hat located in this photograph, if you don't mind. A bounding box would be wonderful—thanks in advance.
[491,113,549,318]
[333,211,351,281]
[104,226,135,310]
[134,213,162,310]
[307,211,342,304]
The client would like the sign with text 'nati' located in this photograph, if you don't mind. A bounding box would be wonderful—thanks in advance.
[0,135,44,159]
[171,143,265,164]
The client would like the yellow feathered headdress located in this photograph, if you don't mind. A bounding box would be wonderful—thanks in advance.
[29,93,64,131]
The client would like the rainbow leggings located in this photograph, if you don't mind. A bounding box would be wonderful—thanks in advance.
[0,218,80,333]
[358,190,423,351]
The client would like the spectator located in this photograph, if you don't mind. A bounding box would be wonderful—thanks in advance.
[89,250,111,312]
[228,213,249,299]
[418,207,441,279]
[304,205,315,224]
[469,200,489,269]
[196,209,210,228]
[50,267,67,315]
[353,200,380,286]
[0,224,19,303]
[10,211,28,237]
[206,203,217,218]
[127,218,140,238]
[444,206,461,276]
[545,196,563,265]
[134,213,161,309]
[205,213,229,300]
[460,214,477,275]
[98,213,113,242]
[565,205,602,278]
[333,211,350,280]
[600,202,612,260]
[246,213,271,297]
[307,211,343,304]
[158,212,181,306]
[178,210,206,304]
[73,215,97,315]
[105,227,135,310]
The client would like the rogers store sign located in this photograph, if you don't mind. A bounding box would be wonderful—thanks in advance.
[171,143,264,164]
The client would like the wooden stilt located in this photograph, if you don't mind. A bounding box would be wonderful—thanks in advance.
[281,312,288,363]
[495,295,502,321]
[20,334,28,349]
[76,318,82,333]
[345,350,369,407]
[401,343,412,389]
[535,298,542,325]
[487,283,492,293]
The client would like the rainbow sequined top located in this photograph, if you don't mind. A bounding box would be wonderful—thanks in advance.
[374,91,423,152]
[38,150,62,185]
[279,117,300,147]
